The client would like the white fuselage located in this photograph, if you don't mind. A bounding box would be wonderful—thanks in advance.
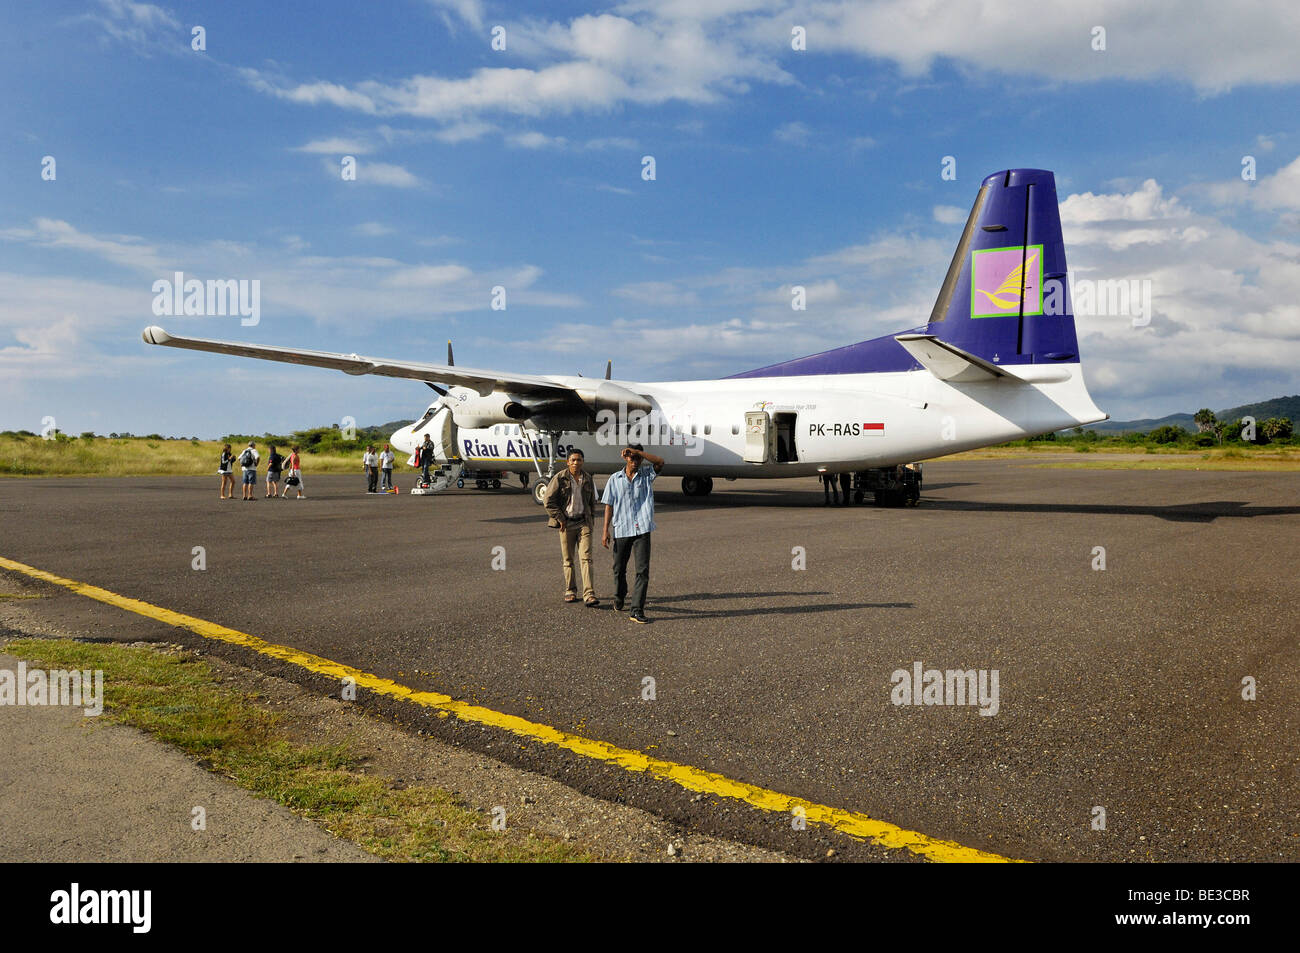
[390,364,1106,478]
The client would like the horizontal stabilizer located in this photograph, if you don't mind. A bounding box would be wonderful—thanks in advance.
[894,334,1009,383]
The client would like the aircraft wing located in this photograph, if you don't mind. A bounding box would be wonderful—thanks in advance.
[142,325,572,398]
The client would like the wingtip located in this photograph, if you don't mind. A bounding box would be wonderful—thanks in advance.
[142,325,171,345]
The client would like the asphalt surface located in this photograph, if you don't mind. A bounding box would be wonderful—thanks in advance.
[2,460,1297,862]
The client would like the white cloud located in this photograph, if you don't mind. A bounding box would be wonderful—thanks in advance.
[294,137,375,155]
[773,121,811,145]
[315,157,423,188]
[423,0,484,31]
[0,218,165,272]
[355,222,395,237]
[507,131,568,149]
[1202,154,1300,212]
[932,205,966,225]
[243,12,792,126]
[82,0,180,51]
[785,0,1300,93]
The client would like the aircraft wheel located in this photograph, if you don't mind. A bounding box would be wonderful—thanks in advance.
[854,490,865,505]
[492,479,501,489]
[456,478,464,489]
[873,491,885,506]
[701,477,714,495]
[533,481,548,506]
[681,476,701,497]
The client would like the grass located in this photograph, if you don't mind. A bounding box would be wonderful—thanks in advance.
[1030,456,1300,472]
[5,431,1297,477]
[947,442,1300,471]
[4,637,592,862]
[0,435,384,478]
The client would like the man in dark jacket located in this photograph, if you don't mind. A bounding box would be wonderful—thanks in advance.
[419,434,434,485]
[544,449,600,607]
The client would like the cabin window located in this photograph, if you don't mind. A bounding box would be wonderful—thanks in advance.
[704,424,712,435]
[690,424,697,436]
[731,424,740,435]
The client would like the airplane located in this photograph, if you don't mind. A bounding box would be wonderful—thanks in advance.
[142,168,1107,506]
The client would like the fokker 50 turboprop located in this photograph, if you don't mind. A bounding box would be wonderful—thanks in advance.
[143,168,1107,505]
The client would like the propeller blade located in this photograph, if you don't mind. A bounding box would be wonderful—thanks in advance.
[604,360,612,380]
[447,340,454,366]
[424,382,448,396]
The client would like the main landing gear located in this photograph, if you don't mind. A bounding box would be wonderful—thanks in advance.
[680,475,714,498]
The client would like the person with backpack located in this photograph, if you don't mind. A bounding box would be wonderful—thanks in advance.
[265,445,284,498]
[281,446,305,498]
[218,443,235,500]
[237,442,259,501]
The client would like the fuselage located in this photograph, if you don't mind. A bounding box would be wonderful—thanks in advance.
[390,363,1105,478]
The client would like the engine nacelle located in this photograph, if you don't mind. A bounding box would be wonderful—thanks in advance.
[450,392,532,429]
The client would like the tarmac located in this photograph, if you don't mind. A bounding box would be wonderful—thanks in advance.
[1,459,1296,861]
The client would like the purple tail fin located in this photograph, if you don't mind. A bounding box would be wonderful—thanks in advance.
[927,168,1078,365]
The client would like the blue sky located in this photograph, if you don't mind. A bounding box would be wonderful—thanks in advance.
[3,0,1298,437]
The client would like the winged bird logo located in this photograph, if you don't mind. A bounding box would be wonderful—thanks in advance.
[976,250,1036,309]
[971,245,1043,318]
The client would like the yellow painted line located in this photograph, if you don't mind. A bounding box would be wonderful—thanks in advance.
[0,554,1021,863]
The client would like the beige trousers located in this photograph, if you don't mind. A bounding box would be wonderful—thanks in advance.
[560,521,595,600]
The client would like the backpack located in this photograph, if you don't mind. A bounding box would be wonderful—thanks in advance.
[239,449,254,467]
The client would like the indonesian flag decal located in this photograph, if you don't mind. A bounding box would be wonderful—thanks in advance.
[863,422,885,436]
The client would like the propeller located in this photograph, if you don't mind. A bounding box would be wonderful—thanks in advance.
[605,359,612,380]
[447,340,454,366]
[424,381,448,396]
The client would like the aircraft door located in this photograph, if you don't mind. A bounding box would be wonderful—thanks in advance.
[744,411,773,463]
[773,412,798,462]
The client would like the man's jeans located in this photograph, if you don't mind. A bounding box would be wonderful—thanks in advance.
[611,532,651,612]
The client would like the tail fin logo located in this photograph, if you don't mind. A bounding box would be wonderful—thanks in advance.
[972,245,1043,318]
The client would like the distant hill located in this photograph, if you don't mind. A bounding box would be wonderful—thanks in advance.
[1087,395,1300,434]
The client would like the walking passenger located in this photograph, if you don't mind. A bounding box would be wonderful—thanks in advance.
[544,450,600,607]
[601,443,664,624]
[281,445,305,498]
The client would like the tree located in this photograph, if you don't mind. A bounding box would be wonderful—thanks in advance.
[1148,425,1188,444]
[1193,408,1217,433]
[1261,417,1293,441]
